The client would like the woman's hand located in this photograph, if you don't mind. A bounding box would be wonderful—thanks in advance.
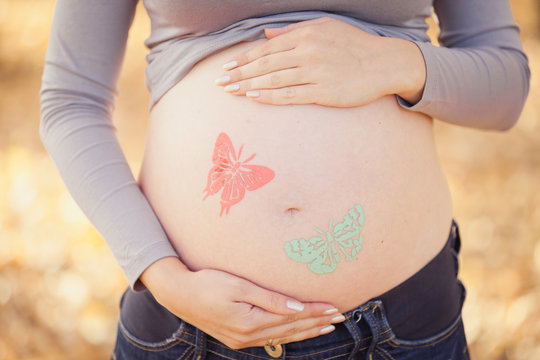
[215,17,426,107]
[140,257,344,349]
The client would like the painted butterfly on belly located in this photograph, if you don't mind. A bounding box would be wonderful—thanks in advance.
[203,132,275,216]
[284,204,365,274]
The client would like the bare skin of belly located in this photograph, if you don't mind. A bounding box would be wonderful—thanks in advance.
[139,40,453,312]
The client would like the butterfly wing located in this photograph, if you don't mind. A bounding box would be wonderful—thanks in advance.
[309,250,338,274]
[333,204,365,260]
[284,235,337,274]
[219,175,246,215]
[237,164,275,191]
[203,132,275,215]
[203,166,231,200]
[284,235,326,262]
[215,163,274,215]
[212,132,237,164]
[203,133,236,200]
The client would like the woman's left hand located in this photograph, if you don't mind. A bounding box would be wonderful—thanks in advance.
[216,17,426,107]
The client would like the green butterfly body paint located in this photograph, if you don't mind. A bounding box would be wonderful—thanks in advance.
[284,204,365,274]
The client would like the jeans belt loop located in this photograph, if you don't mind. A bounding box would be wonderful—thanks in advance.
[193,328,207,360]
[360,303,383,359]
[344,309,364,360]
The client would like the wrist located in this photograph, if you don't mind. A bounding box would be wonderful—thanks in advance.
[140,256,192,299]
[388,38,426,104]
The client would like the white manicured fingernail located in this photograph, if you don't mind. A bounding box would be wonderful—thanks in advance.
[215,75,231,85]
[223,60,238,70]
[319,325,335,335]
[331,315,345,323]
[286,300,304,312]
[224,83,240,92]
[246,90,260,98]
[323,308,338,315]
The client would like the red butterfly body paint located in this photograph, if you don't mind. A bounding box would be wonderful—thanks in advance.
[203,132,275,215]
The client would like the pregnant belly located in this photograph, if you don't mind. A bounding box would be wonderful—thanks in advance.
[139,40,453,312]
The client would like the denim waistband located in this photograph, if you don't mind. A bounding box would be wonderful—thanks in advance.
[335,219,465,358]
[119,220,465,359]
[358,219,463,340]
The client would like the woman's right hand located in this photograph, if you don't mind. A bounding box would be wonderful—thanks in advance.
[140,257,345,349]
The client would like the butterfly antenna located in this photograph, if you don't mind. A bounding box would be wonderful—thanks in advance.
[243,153,256,163]
[237,144,256,163]
[237,144,244,160]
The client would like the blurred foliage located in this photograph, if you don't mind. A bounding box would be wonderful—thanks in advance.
[1,0,539,359]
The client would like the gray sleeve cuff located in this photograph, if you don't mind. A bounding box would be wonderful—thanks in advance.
[126,241,179,292]
[396,40,440,115]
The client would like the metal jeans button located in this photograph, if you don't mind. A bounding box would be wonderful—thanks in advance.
[264,344,283,358]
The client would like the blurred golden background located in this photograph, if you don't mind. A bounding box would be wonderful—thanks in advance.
[0,1,539,359]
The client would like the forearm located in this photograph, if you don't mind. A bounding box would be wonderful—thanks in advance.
[398,41,530,130]
[397,0,531,131]
[39,94,179,288]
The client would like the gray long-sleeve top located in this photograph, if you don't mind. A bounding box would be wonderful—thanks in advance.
[40,0,530,289]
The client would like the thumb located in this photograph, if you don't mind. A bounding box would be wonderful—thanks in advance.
[243,284,305,315]
[264,17,331,39]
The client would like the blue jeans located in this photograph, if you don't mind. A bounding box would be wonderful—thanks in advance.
[112,221,469,360]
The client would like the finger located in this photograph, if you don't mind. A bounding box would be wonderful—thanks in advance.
[246,84,319,105]
[224,51,298,85]
[264,17,332,39]
[240,282,342,318]
[237,310,344,348]
[226,68,307,95]
[246,301,344,330]
[207,309,343,349]
[273,323,337,346]
[268,312,345,337]
[223,35,296,70]
[225,17,334,70]
[240,284,307,315]
[255,314,343,347]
